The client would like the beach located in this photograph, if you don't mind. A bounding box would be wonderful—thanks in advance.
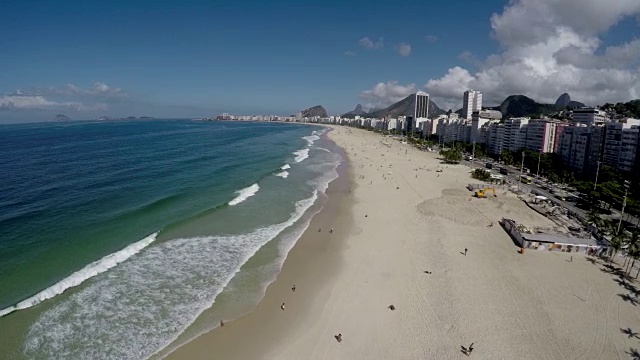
[167,126,640,360]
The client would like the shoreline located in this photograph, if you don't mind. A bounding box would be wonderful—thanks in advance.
[165,126,355,359]
[167,126,640,360]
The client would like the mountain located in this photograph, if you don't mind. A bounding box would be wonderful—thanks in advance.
[555,93,571,107]
[341,104,367,118]
[55,114,71,121]
[365,93,446,119]
[299,105,327,118]
[555,93,585,108]
[494,95,561,118]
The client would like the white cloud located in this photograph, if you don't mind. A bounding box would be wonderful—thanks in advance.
[16,82,127,99]
[344,51,356,57]
[358,37,384,49]
[425,35,438,43]
[359,81,417,110]
[424,0,640,108]
[0,95,107,111]
[397,43,412,57]
[0,82,126,115]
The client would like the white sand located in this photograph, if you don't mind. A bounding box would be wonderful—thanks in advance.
[168,126,640,360]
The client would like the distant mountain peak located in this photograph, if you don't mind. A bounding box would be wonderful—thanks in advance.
[55,114,71,121]
[341,104,367,118]
[555,93,585,108]
[300,105,328,118]
[365,93,446,119]
[555,93,571,107]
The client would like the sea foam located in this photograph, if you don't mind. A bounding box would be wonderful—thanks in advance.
[281,164,291,170]
[24,193,318,360]
[275,171,289,179]
[0,232,158,318]
[228,183,259,206]
[293,148,309,163]
[302,134,320,146]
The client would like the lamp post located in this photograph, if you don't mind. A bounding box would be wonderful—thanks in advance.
[594,161,601,191]
[537,151,542,179]
[471,142,475,169]
[617,180,630,233]
[519,151,525,190]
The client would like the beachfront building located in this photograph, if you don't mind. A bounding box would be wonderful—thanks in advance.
[501,218,608,256]
[462,90,482,120]
[556,125,593,175]
[503,117,530,152]
[470,110,501,144]
[523,119,560,153]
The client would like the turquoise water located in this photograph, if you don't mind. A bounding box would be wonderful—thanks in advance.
[0,120,341,359]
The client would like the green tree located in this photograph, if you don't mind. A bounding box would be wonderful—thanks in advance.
[441,149,462,164]
[500,150,514,165]
[472,169,492,182]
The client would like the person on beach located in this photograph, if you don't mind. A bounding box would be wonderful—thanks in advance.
[330,228,334,233]
[424,270,432,274]
[335,333,343,342]
[318,228,321,232]
[464,248,468,256]
[281,302,285,311]
[220,320,224,327]
[468,342,474,354]
[292,285,296,292]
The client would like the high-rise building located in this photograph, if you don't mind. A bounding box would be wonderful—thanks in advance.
[414,91,430,119]
[462,90,482,120]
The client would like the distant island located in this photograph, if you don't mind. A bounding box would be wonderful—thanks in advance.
[96,116,155,121]
[55,114,71,121]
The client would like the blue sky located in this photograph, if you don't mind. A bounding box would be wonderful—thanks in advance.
[1,0,640,122]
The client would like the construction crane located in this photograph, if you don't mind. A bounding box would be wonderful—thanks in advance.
[475,187,496,198]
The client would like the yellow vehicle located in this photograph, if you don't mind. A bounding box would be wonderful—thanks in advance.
[475,187,496,198]
[520,175,532,184]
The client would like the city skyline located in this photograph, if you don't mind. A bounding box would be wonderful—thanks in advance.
[1,0,640,123]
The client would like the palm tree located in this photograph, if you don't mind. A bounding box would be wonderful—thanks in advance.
[624,230,640,275]
[587,209,604,231]
[609,226,629,263]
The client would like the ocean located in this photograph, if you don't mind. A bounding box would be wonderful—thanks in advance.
[0,119,341,359]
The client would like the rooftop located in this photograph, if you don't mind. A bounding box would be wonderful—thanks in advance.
[521,232,604,247]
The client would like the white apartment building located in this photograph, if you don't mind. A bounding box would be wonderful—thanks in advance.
[414,91,430,119]
[503,117,530,151]
[602,119,640,170]
[462,90,482,120]
[572,108,608,126]
[619,128,639,173]
[470,110,501,144]
[557,125,593,175]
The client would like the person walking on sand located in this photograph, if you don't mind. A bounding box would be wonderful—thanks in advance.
[281,302,285,311]
[330,228,334,233]
[220,320,224,327]
[292,285,296,292]
[468,342,474,354]
[464,248,468,256]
